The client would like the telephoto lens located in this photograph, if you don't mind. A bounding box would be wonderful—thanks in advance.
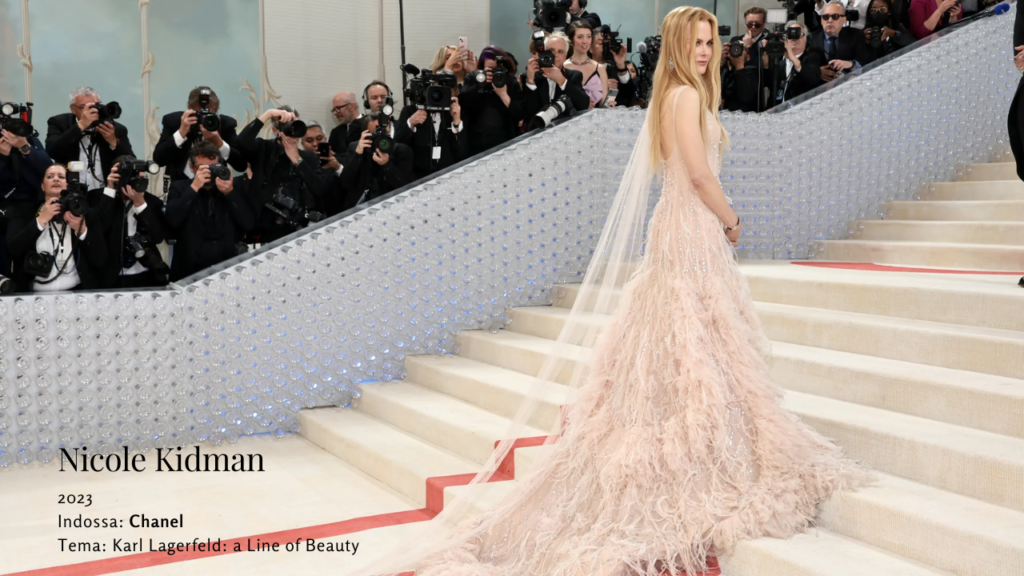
[91,102,122,127]
[279,120,307,139]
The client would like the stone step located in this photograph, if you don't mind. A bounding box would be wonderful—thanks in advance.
[819,239,1024,272]
[557,267,1024,332]
[771,342,1024,440]
[884,200,1024,221]
[297,407,478,507]
[854,220,1024,246]
[506,303,1024,379]
[447,481,951,576]
[922,180,1024,201]
[455,329,589,386]
[960,162,1018,181]
[782,390,1024,513]
[358,381,548,465]
[404,354,568,431]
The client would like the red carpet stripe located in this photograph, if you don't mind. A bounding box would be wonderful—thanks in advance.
[4,435,551,576]
[792,262,1024,275]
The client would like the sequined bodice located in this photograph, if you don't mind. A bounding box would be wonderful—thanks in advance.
[663,109,722,179]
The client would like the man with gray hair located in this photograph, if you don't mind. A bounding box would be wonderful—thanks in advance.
[46,86,134,191]
[808,1,874,83]
[774,21,826,105]
[328,91,359,154]
[523,31,590,121]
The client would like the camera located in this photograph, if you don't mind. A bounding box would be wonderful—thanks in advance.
[0,275,13,294]
[763,24,788,59]
[124,234,169,284]
[598,25,632,62]
[635,35,662,104]
[266,190,325,230]
[60,161,89,217]
[192,89,221,135]
[0,101,33,138]
[86,101,122,128]
[865,10,889,49]
[279,120,307,139]
[207,162,232,181]
[718,25,732,37]
[533,30,556,69]
[370,120,395,156]
[472,56,510,92]
[533,0,572,32]
[527,93,574,131]
[23,252,55,279]
[728,36,746,58]
[406,66,457,111]
[115,159,159,193]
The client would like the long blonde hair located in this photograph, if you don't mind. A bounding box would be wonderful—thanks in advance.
[649,6,728,169]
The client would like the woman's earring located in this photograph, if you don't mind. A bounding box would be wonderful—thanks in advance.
[668,57,675,70]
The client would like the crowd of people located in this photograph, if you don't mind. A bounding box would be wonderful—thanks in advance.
[722,0,995,111]
[0,0,993,294]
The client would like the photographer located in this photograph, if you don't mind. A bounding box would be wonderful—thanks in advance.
[809,2,873,83]
[339,112,413,210]
[300,120,349,217]
[523,33,590,123]
[6,164,106,292]
[863,0,915,60]
[328,91,359,154]
[0,126,51,276]
[814,0,873,29]
[347,82,397,146]
[723,8,772,112]
[93,156,169,289]
[165,142,255,281]
[459,46,525,156]
[45,87,134,191]
[396,85,467,180]
[596,26,640,107]
[236,107,327,244]
[433,44,478,88]
[569,0,601,28]
[909,0,962,38]
[152,86,247,182]
[773,22,826,105]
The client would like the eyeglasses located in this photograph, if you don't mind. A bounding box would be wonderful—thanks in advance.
[745,21,764,28]
[331,103,355,113]
[820,13,846,21]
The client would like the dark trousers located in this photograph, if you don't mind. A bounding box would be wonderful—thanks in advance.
[1008,77,1024,181]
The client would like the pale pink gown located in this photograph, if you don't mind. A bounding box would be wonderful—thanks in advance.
[413,85,868,576]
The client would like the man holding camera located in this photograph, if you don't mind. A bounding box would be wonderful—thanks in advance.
[339,112,413,211]
[809,2,874,83]
[523,32,591,122]
[395,89,466,181]
[236,107,327,244]
[329,91,360,154]
[153,86,247,183]
[46,87,134,191]
[721,8,772,112]
[94,156,169,289]
[165,142,256,281]
[347,82,397,146]
[0,121,52,278]
[774,22,826,105]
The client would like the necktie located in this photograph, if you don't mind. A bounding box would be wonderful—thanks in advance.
[826,36,837,61]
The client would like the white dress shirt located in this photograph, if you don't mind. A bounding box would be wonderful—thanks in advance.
[78,134,112,191]
[102,187,149,276]
[33,221,85,291]
[172,131,232,179]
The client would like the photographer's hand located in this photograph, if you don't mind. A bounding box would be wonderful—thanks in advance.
[881,27,896,41]
[191,165,211,192]
[78,103,99,131]
[178,110,197,138]
[356,131,373,155]
[106,164,121,190]
[0,139,10,157]
[526,58,540,85]
[450,97,462,125]
[63,211,87,237]
[821,65,838,82]
[38,199,61,227]
[409,110,429,128]
[613,45,628,68]
[215,175,234,195]
[258,108,295,125]
[96,122,118,148]
[1015,46,1024,72]
[123,184,146,208]
[463,50,478,73]
[201,126,224,148]
[373,149,390,166]
[828,59,853,71]
[1,129,29,152]
[445,48,466,72]
[543,66,566,86]
[493,81,510,106]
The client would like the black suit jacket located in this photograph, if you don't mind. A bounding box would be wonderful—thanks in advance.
[778,49,827,105]
[45,113,134,180]
[394,106,468,179]
[523,68,591,120]
[808,28,874,68]
[152,112,247,182]
[338,142,413,210]
[5,200,107,291]
[165,178,255,281]
[329,123,356,155]
[234,119,328,211]
[88,188,168,289]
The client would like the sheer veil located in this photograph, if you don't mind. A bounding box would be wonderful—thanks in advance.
[343,109,659,576]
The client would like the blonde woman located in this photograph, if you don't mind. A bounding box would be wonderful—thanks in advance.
[431,44,477,88]
[357,7,868,576]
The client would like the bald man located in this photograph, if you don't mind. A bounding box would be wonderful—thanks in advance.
[328,91,359,154]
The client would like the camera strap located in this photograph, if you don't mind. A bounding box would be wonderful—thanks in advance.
[79,137,103,184]
[34,223,76,285]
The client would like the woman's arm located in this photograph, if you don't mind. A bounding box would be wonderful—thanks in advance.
[672,89,737,229]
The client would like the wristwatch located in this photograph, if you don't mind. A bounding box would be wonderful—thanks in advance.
[18,144,31,155]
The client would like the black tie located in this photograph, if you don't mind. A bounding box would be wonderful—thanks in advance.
[826,36,837,61]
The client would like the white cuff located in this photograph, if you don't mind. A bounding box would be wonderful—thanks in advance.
[36,219,44,232]
[135,202,148,214]
[218,141,231,159]
[558,79,568,91]
[335,164,344,176]
[526,83,538,91]
[408,119,417,131]
[103,187,116,198]
[172,130,187,148]
[451,121,463,134]
[78,228,88,241]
